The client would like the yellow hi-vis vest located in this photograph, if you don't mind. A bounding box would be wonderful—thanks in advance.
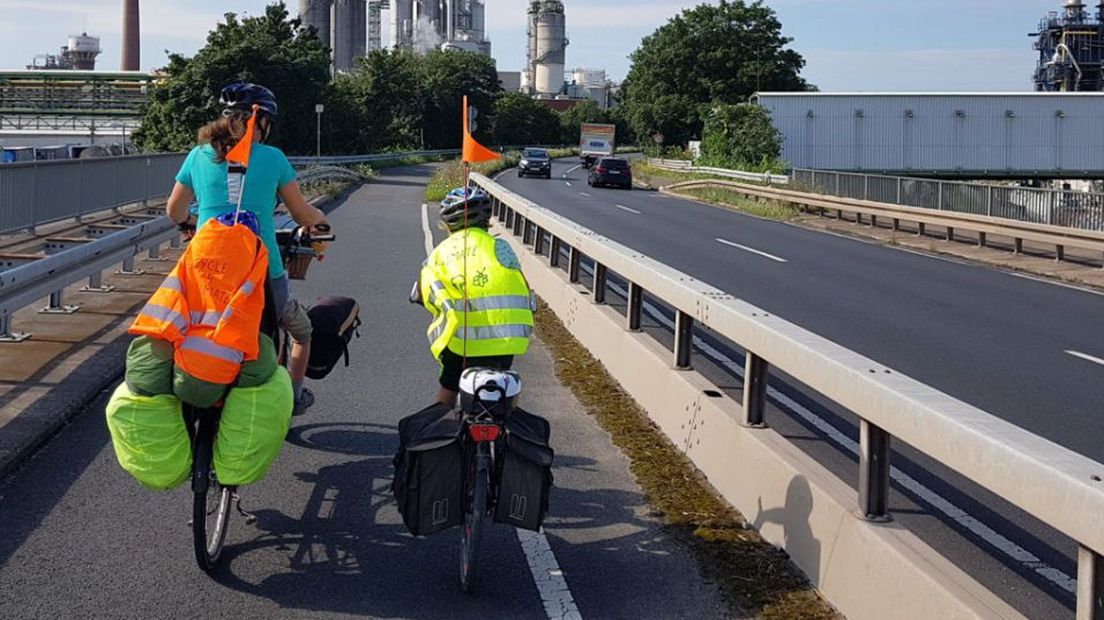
[420,227,534,359]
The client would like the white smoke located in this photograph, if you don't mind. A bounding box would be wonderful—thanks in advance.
[412,14,443,54]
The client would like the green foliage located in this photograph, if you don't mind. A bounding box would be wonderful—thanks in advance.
[558,100,631,145]
[425,155,520,202]
[622,0,809,147]
[132,3,331,154]
[699,104,785,173]
[491,93,562,146]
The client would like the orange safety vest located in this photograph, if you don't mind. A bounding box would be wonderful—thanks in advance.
[130,219,269,385]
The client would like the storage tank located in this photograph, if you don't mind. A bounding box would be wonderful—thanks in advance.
[572,68,605,88]
[390,0,414,49]
[63,34,101,71]
[533,1,567,96]
[299,0,331,49]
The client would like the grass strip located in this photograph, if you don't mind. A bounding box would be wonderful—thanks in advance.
[532,301,840,620]
[678,187,801,221]
[425,148,580,202]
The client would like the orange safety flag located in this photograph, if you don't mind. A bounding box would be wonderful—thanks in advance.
[462,95,500,164]
[225,104,260,167]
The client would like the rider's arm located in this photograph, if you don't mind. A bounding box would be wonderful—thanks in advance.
[278,180,328,231]
[166,182,195,225]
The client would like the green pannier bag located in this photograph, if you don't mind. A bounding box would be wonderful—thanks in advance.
[105,383,191,491]
[214,366,294,486]
[125,336,174,397]
[173,367,227,409]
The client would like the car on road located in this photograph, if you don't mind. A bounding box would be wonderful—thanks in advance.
[587,157,632,189]
[518,148,552,179]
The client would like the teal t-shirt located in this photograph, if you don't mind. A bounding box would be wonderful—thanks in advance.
[175,143,298,278]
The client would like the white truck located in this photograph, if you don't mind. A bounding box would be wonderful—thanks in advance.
[579,123,616,168]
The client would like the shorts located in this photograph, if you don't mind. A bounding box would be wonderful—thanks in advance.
[272,275,313,344]
[438,348,513,392]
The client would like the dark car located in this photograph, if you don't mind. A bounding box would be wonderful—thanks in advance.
[587,157,632,189]
[518,148,552,179]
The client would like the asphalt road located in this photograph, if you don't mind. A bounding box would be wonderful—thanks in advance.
[498,158,1104,619]
[0,167,729,620]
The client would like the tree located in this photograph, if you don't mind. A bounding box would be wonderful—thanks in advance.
[698,103,783,171]
[133,3,332,154]
[557,100,632,146]
[330,50,425,151]
[417,50,501,149]
[491,93,561,146]
[622,0,808,146]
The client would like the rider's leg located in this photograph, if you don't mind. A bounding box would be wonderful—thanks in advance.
[274,277,315,413]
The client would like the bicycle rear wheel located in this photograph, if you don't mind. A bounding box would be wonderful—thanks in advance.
[192,430,232,572]
[460,452,489,593]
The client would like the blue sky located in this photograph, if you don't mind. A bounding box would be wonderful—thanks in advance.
[0,0,1069,90]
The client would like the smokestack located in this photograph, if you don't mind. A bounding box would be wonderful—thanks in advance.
[121,0,140,71]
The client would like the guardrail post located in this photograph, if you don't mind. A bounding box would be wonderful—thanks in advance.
[522,220,533,245]
[513,213,524,236]
[1014,238,1023,254]
[116,256,146,276]
[81,271,116,293]
[627,282,643,331]
[896,177,903,204]
[592,262,607,303]
[741,352,769,427]
[41,288,80,315]
[892,218,900,231]
[870,215,877,228]
[938,181,944,210]
[505,207,515,230]
[674,310,693,369]
[986,186,994,217]
[549,236,562,268]
[917,223,926,237]
[170,233,181,249]
[534,226,546,255]
[1077,546,1104,620]
[978,232,987,248]
[858,420,892,522]
[1057,244,1066,262]
[568,246,581,283]
[945,226,954,242]
[1049,192,1057,226]
[863,175,869,201]
[0,314,31,343]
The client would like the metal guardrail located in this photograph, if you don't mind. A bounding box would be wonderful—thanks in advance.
[0,153,186,234]
[793,169,1104,232]
[288,149,461,166]
[470,171,1104,619]
[667,178,1104,263]
[295,165,365,185]
[647,158,790,185]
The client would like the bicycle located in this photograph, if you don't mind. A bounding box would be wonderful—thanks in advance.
[182,223,334,572]
[457,368,521,592]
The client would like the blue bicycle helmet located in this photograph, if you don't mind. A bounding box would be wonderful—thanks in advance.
[219,83,278,118]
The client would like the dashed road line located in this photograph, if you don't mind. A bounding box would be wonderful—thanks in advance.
[420,203,434,257]
[614,204,641,214]
[579,192,591,198]
[715,238,788,263]
[1067,350,1104,367]
[564,164,582,176]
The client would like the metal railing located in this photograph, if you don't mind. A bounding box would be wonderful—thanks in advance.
[647,158,790,185]
[0,153,185,234]
[471,171,1104,619]
[794,169,1104,232]
[288,149,461,166]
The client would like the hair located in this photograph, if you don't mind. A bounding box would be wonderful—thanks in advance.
[197,115,247,162]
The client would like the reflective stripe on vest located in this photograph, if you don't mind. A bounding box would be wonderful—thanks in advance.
[138,303,188,334]
[453,324,533,341]
[180,335,245,364]
[161,276,184,293]
[190,310,222,327]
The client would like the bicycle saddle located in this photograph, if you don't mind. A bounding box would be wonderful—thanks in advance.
[459,368,521,412]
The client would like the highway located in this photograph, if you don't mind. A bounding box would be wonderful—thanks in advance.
[0,166,729,619]
[497,158,1104,620]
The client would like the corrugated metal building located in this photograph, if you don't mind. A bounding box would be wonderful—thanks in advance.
[753,93,1104,178]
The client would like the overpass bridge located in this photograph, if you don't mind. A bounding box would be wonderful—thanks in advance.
[1,156,1104,620]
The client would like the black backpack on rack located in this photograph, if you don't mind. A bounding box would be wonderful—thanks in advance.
[306,296,361,380]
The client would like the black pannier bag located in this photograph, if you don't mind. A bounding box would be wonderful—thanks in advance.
[494,408,554,532]
[392,403,465,536]
[306,296,361,380]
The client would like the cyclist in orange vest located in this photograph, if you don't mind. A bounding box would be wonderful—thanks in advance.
[165,84,329,414]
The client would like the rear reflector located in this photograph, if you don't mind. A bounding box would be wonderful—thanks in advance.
[468,424,501,442]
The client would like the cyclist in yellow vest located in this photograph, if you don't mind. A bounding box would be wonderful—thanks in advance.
[413,191,534,406]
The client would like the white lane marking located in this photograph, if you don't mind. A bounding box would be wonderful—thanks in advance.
[614,204,641,215]
[565,182,573,187]
[579,192,591,198]
[715,238,788,263]
[420,203,434,257]
[564,164,582,176]
[517,529,583,620]
[584,262,1078,595]
[1067,350,1104,367]
[1011,272,1104,298]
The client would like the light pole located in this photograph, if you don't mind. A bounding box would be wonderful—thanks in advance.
[315,103,324,157]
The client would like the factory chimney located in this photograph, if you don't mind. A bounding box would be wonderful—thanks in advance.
[121,0,140,71]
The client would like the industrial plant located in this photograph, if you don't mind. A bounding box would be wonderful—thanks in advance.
[1032,0,1104,90]
[26,33,102,71]
[522,0,566,96]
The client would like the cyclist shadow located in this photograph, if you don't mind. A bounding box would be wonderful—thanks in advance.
[212,423,714,618]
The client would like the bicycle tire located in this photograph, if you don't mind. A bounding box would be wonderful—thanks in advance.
[192,433,232,572]
[460,453,489,593]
